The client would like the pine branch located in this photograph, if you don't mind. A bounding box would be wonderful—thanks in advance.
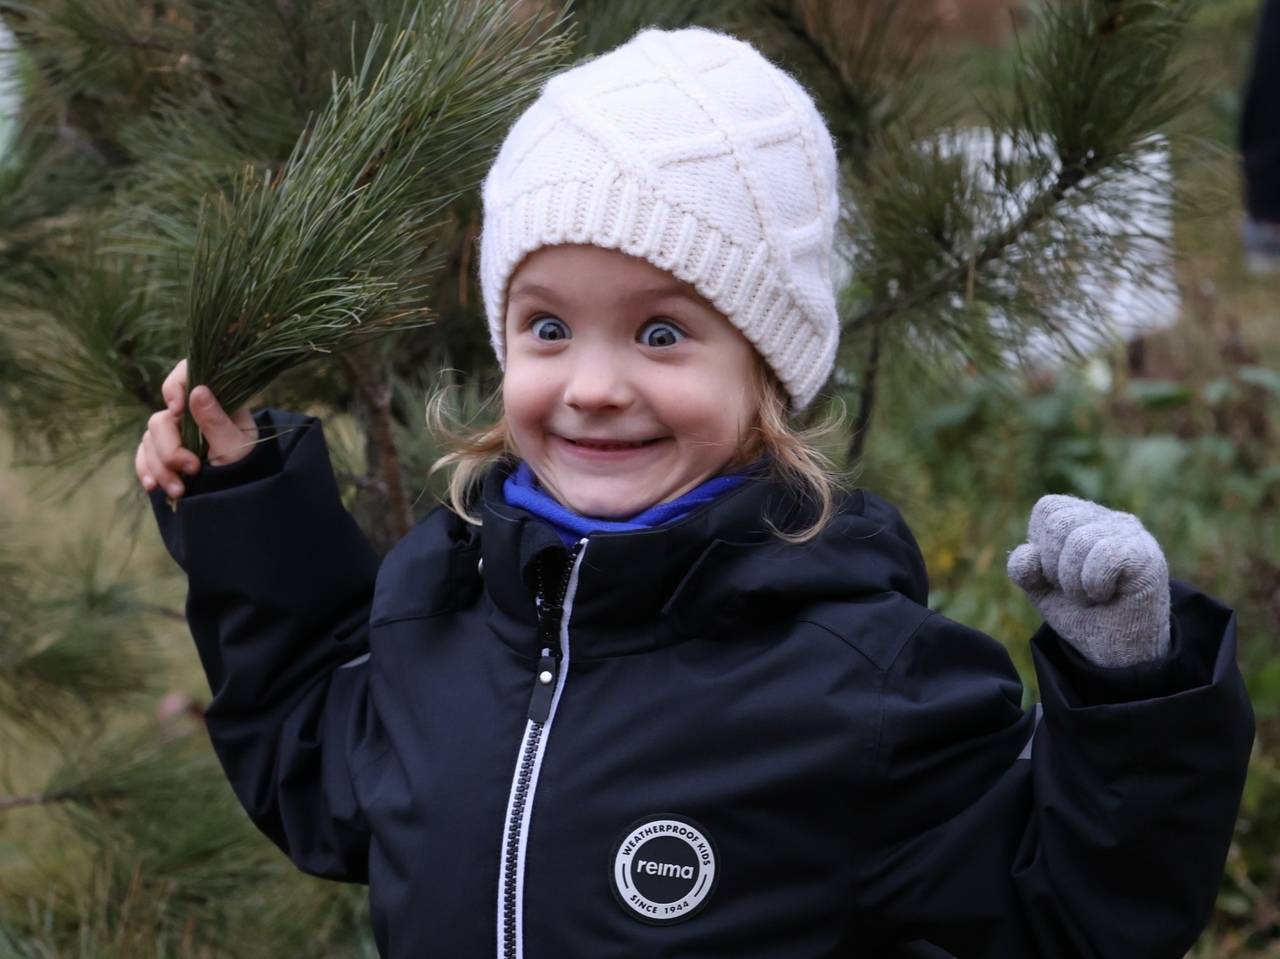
[846,151,1098,333]
[2,725,373,957]
[753,0,935,169]
[0,528,160,740]
[0,241,178,473]
[178,0,573,457]
[846,325,881,463]
[0,123,110,294]
[567,0,738,58]
[0,0,193,148]
[0,789,76,812]
[841,0,1195,364]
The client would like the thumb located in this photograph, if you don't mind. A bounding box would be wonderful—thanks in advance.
[189,386,252,465]
[230,404,257,438]
[1007,542,1052,601]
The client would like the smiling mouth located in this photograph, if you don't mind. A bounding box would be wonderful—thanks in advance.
[561,436,664,451]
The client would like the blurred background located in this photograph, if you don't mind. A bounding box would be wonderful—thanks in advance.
[0,0,1276,955]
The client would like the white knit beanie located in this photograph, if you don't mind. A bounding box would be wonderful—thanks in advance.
[478,26,841,411]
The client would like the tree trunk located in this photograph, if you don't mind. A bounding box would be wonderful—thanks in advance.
[341,343,414,555]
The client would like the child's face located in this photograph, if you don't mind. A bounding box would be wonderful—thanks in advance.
[503,244,759,519]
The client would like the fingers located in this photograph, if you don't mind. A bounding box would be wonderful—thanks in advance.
[1057,518,1146,604]
[1015,496,1169,637]
[1027,498,1165,605]
[1026,495,1110,589]
[136,357,202,500]
[1075,534,1124,603]
[161,358,188,415]
[1078,526,1167,603]
[1058,522,1117,604]
[135,437,155,492]
[140,428,194,499]
[189,385,255,466]
[150,405,202,474]
[137,357,259,501]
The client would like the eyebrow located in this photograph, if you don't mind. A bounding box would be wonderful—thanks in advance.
[508,280,704,308]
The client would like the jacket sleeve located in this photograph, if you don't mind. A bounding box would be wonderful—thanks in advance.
[850,579,1255,958]
[148,408,381,884]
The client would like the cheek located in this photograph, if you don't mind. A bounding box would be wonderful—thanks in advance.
[652,366,753,441]
[502,364,558,436]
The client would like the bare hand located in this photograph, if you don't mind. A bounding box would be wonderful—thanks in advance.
[135,358,259,502]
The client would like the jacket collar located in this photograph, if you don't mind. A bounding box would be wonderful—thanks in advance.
[478,458,928,661]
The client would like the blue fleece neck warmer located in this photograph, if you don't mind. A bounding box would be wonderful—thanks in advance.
[503,459,763,546]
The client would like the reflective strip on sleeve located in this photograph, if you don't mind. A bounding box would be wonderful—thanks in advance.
[1017,704,1044,760]
[338,652,371,669]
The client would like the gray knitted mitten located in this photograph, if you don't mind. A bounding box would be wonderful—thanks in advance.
[1007,494,1171,668]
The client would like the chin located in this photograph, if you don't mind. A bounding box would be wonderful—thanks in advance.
[563,488,655,520]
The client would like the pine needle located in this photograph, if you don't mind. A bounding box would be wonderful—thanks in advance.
[0,526,157,741]
[179,0,572,456]
[841,0,1198,381]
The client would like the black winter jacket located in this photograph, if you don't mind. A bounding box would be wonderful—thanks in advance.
[149,409,1254,959]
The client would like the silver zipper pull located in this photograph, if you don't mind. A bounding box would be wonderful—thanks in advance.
[527,648,558,723]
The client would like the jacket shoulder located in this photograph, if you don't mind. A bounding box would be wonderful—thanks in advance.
[801,594,935,674]
[851,489,926,564]
[371,504,482,625]
[790,488,935,672]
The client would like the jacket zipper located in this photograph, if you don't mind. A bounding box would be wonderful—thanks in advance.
[498,538,588,959]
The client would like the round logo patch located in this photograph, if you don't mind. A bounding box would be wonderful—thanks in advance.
[611,815,718,924]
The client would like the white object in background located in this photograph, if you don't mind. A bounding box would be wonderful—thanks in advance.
[0,21,16,158]
[836,128,1180,365]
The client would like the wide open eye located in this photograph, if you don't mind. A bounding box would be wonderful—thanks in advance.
[531,316,570,341]
[638,319,685,348]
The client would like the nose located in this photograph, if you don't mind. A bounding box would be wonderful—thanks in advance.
[562,344,634,412]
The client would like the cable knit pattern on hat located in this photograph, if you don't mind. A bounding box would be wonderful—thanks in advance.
[479,27,841,410]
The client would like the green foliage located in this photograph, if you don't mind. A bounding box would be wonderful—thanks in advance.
[743,0,940,172]
[1,0,1274,954]
[844,0,1201,386]
[0,131,104,278]
[1,244,174,480]
[1007,0,1197,167]
[568,0,738,58]
[0,516,375,958]
[1191,0,1265,32]
[179,2,572,457]
[2,734,372,959]
[0,0,187,125]
[858,324,1280,951]
[0,526,157,741]
[858,341,1280,694]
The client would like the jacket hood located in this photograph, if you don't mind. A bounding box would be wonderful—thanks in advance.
[478,458,929,659]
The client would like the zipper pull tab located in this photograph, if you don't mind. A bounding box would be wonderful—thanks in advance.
[527,648,558,723]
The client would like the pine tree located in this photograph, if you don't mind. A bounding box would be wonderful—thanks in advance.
[0,1,1212,953]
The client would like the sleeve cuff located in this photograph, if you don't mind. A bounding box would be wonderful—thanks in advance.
[181,409,285,496]
[1032,581,1219,707]
[1033,616,1194,706]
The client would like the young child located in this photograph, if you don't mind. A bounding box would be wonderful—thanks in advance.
[138,27,1254,959]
